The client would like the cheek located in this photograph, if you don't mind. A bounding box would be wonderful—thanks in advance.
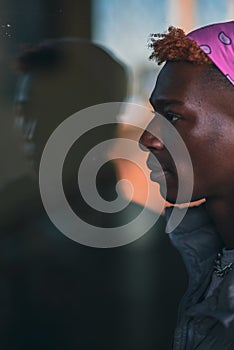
[175,130,217,196]
[181,119,226,168]
[170,108,234,198]
[186,137,234,197]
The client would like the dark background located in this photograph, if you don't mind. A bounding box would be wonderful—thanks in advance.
[0,2,187,349]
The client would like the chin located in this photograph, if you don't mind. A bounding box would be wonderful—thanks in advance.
[157,182,174,201]
[159,184,194,205]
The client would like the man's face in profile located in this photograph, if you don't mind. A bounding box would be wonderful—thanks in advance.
[140,61,234,204]
[14,74,39,166]
[14,73,66,169]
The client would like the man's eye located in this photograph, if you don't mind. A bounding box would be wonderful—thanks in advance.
[165,112,180,123]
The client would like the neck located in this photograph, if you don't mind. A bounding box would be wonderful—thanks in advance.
[206,197,234,249]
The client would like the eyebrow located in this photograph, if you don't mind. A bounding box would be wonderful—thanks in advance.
[149,97,184,110]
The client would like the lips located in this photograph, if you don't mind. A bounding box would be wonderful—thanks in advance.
[146,155,173,183]
[150,169,171,183]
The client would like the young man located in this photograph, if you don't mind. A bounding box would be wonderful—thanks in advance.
[140,21,234,349]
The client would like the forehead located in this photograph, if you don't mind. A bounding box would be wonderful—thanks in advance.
[150,61,207,107]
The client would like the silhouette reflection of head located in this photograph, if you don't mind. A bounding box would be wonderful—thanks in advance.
[14,38,128,169]
[14,38,129,227]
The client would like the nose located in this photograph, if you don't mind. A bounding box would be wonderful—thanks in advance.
[139,129,164,152]
[14,103,37,141]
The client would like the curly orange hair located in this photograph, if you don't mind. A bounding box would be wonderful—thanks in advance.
[149,26,213,65]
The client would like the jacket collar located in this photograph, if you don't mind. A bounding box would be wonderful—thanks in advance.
[165,205,223,307]
[187,268,234,328]
[165,204,223,270]
[166,204,234,327]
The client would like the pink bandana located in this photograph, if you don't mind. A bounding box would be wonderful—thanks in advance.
[187,21,234,86]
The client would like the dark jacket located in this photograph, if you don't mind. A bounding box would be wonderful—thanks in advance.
[166,204,234,350]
